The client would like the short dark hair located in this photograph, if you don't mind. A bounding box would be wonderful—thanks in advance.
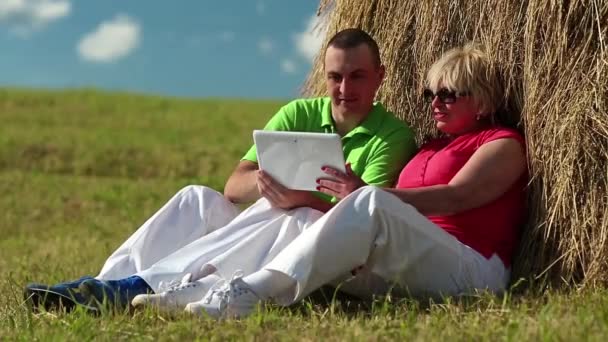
[326,28,381,67]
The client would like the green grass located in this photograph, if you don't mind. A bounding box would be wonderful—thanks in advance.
[1,88,607,341]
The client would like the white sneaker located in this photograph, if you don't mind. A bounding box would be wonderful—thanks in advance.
[185,273,261,319]
[131,274,208,313]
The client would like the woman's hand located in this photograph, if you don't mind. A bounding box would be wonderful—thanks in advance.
[316,163,366,200]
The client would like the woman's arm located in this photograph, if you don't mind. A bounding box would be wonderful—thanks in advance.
[385,138,526,216]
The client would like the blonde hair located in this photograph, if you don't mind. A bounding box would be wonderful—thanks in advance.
[426,44,503,116]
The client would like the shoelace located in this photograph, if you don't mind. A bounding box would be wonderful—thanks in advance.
[157,273,193,293]
[167,282,199,294]
[203,270,244,305]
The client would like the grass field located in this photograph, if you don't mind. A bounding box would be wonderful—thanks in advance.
[1,88,607,341]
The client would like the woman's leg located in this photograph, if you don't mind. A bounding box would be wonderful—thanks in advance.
[193,186,508,319]
[261,186,508,304]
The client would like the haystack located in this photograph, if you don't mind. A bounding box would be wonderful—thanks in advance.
[304,0,608,288]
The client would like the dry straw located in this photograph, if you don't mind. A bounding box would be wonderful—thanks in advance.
[305,0,607,288]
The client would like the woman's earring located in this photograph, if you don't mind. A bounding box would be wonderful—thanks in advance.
[476,114,483,121]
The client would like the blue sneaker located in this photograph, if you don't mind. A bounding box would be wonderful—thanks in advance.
[24,276,97,312]
[78,276,152,311]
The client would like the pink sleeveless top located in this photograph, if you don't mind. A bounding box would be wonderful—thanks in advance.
[396,127,527,267]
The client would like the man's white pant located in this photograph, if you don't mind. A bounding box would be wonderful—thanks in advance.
[97,185,239,283]
[97,185,323,292]
[263,186,509,304]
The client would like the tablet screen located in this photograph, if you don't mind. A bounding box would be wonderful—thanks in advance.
[253,130,346,191]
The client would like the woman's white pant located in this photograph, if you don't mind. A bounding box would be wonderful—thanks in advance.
[263,186,509,304]
[96,185,324,292]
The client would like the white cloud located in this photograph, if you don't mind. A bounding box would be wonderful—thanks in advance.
[31,0,69,21]
[77,14,140,63]
[0,0,70,35]
[256,1,265,16]
[280,59,297,74]
[258,37,273,55]
[0,0,26,18]
[293,14,328,63]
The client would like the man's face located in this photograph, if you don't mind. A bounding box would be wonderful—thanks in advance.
[324,44,384,118]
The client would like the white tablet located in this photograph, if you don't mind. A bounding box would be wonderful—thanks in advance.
[253,130,346,191]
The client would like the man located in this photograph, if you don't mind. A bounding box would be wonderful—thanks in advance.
[25,28,416,312]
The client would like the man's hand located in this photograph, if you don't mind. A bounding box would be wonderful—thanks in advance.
[257,170,312,210]
[316,163,366,200]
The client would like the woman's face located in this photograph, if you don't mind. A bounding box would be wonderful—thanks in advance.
[429,88,484,135]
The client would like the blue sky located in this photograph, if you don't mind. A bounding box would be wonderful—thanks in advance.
[0,1,327,99]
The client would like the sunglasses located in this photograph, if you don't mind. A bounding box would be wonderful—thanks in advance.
[423,88,471,104]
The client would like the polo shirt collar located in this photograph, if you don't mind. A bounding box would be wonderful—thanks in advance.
[321,99,335,132]
[322,100,386,137]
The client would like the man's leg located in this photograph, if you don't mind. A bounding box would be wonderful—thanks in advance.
[191,186,508,319]
[24,185,238,311]
[97,185,239,280]
[203,204,324,280]
[104,199,322,312]
[136,199,323,292]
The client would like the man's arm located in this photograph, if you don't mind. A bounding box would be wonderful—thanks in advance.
[223,160,261,203]
[224,161,335,212]
[225,101,296,204]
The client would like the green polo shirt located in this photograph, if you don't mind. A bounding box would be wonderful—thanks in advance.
[243,97,416,202]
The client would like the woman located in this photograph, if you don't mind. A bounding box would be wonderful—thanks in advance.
[189,44,528,319]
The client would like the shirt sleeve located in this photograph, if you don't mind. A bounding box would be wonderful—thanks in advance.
[480,128,525,150]
[360,129,418,187]
[241,102,297,163]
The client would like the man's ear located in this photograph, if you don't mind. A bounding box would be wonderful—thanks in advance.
[378,65,386,82]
